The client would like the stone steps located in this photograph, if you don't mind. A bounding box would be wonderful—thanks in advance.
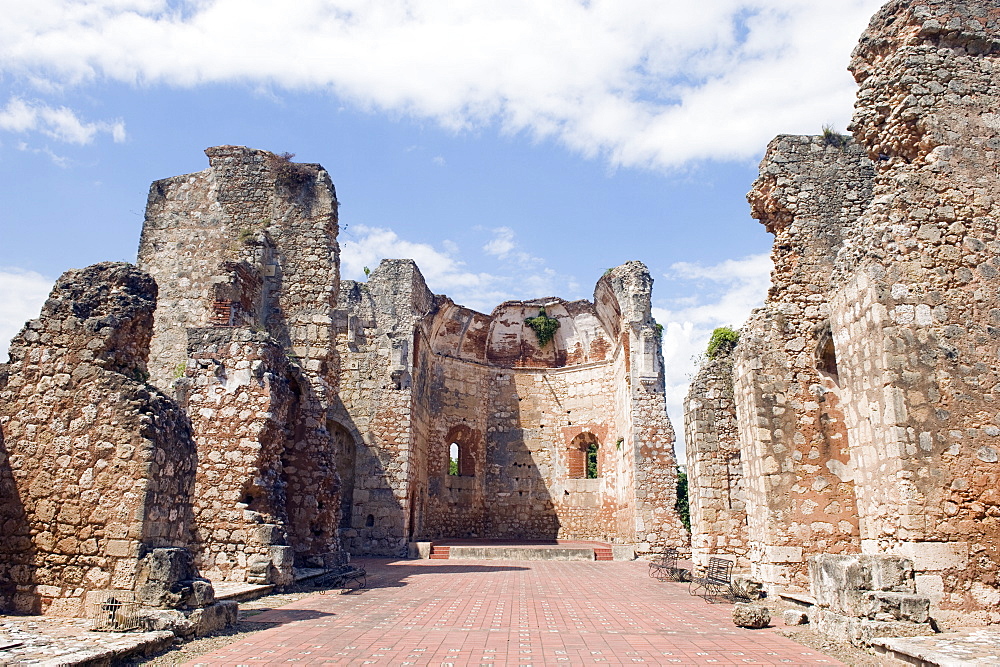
[429,545,451,559]
[427,542,615,561]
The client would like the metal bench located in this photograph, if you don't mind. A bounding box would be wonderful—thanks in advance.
[648,547,684,581]
[688,556,735,603]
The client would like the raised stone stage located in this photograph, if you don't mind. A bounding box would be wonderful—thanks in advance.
[428,539,615,561]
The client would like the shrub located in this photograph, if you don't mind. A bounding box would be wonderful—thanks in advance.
[267,151,314,189]
[676,468,690,531]
[821,124,850,149]
[706,326,739,359]
[525,307,560,346]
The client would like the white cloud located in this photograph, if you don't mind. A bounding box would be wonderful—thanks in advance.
[654,253,772,458]
[482,227,516,259]
[0,268,52,360]
[481,226,545,269]
[0,0,883,168]
[341,224,579,312]
[0,97,126,144]
[16,141,72,167]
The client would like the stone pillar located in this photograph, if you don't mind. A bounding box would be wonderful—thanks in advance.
[0,263,197,615]
[733,135,873,593]
[177,328,299,585]
[829,0,1000,627]
[602,262,687,556]
[685,356,747,569]
[139,146,343,568]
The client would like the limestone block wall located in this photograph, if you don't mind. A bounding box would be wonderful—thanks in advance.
[177,328,300,585]
[139,146,343,568]
[335,260,435,556]
[606,265,687,556]
[420,354,491,538]
[685,357,747,568]
[732,135,874,592]
[0,263,197,615]
[828,0,1000,626]
[338,259,683,554]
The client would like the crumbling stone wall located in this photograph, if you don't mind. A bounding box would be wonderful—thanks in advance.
[334,260,433,556]
[828,0,1000,625]
[337,260,686,556]
[733,136,874,591]
[175,328,300,585]
[685,356,747,569]
[139,147,343,574]
[0,263,197,615]
[810,554,933,646]
[686,0,1000,629]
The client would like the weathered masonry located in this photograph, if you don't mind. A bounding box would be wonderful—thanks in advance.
[687,0,1000,636]
[0,144,685,618]
[335,259,685,556]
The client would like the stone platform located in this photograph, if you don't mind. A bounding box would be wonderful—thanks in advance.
[427,539,616,561]
[871,628,1000,666]
[0,616,175,666]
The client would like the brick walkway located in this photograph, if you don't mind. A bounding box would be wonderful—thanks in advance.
[185,559,842,666]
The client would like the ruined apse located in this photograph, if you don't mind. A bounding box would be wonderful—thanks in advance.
[335,259,686,558]
[685,0,1000,631]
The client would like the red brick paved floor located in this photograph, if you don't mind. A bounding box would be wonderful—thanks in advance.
[185,559,843,666]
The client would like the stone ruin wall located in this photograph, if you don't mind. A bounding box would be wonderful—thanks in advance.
[175,328,298,586]
[684,356,747,569]
[138,146,344,573]
[686,0,1000,629]
[829,0,1000,625]
[733,135,874,591]
[336,259,686,556]
[0,263,198,615]
[333,260,433,556]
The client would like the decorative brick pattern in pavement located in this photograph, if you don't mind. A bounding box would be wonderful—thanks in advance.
[184,559,843,666]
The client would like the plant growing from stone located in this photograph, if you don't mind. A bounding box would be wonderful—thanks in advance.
[268,151,314,189]
[525,307,560,346]
[821,124,850,149]
[706,326,738,359]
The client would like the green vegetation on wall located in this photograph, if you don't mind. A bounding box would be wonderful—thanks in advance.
[525,307,560,346]
[706,326,739,359]
[676,468,690,531]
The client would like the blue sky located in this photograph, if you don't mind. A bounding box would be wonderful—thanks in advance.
[0,0,885,451]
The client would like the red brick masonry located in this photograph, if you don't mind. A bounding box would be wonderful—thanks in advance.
[186,559,842,666]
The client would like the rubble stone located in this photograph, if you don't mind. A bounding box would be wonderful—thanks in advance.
[685,356,747,569]
[0,263,197,616]
[732,603,770,629]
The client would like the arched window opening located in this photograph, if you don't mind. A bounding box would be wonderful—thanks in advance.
[568,432,601,479]
[815,322,839,382]
[586,442,599,479]
[448,441,475,476]
[442,425,478,479]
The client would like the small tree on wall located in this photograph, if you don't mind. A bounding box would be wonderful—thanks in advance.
[706,326,739,359]
[525,307,560,346]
